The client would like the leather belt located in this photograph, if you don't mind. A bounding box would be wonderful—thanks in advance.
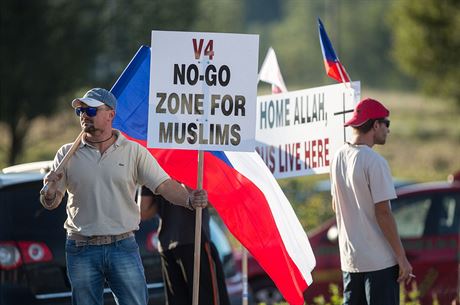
[67,232,134,246]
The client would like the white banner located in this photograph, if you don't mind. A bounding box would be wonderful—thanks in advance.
[148,30,259,151]
[256,82,360,178]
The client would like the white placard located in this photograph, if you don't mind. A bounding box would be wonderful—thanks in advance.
[148,30,259,151]
[256,82,360,179]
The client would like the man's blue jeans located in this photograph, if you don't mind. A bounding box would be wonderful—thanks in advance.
[342,265,399,305]
[65,237,148,305]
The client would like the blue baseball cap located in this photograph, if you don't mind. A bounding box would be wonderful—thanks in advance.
[72,88,117,110]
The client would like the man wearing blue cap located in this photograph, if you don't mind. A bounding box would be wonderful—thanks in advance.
[330,98,413,305]
[40,88,208,305]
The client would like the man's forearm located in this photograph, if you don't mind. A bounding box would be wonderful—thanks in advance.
[156,179,191,208]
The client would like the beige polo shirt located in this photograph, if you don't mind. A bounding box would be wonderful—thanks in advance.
[52,130,170,236]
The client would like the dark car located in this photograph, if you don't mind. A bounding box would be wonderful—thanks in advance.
[0,161,243,305]
[304,172,460,305]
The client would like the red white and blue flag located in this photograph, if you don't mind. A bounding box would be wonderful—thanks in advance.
[111,46,315,305]
[318,18,350,83]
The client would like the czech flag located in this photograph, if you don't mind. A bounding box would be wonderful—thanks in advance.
[111,46,315,305]
[318,18,350,83]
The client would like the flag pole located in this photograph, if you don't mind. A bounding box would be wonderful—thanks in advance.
[335,62,351,88]
[242,246,249,305]
[40,130,84,195]
[192,150,204,305]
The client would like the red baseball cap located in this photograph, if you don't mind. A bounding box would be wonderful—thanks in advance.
[344,98,389,127]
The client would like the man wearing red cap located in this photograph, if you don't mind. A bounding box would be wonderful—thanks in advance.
[330,98,413,305]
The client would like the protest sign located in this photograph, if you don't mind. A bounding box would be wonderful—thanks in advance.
[256,82,360,178]
[148,30,259,151]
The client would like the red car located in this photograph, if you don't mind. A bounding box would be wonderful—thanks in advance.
[304,171,460,305]
[237,172,460,305]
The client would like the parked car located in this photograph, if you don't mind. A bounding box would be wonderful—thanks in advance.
[0,161,243,305]
[304,171,460,305]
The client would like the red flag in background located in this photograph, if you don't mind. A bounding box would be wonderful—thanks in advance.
[258,47,288,93]
[318,18,351,83]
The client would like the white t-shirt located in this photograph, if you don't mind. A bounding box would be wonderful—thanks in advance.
[330,143,397,272]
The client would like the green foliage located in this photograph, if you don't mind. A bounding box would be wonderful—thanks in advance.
[277,175,334,231]
[399,281,443,305]
[310,284,342,305]
[192,0,245,33]
[255,282,449,305]
[94,0,200,83]
[389,0,460,106]
[307,282,442,305]
[337,0,415,89]
[0,0,209,165]
[245,0,284,23]
[267,0,323,88]
[293,184,334,232]
[249,1,415,91]
[0,0,107,164]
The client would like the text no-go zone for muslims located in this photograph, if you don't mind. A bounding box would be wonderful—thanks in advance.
[155,91,246,146]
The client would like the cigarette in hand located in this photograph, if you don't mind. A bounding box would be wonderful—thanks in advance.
[409,273,416,278]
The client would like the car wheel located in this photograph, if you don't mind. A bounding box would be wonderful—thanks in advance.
[251,277,283,305]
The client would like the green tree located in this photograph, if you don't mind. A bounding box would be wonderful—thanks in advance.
[0,0,107,165]
[0,0,199,166]
[97,0,199,83]
[389,0,460,105]
[337,0,415,89]
[191,0,245,33]
[264,0,324,89]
